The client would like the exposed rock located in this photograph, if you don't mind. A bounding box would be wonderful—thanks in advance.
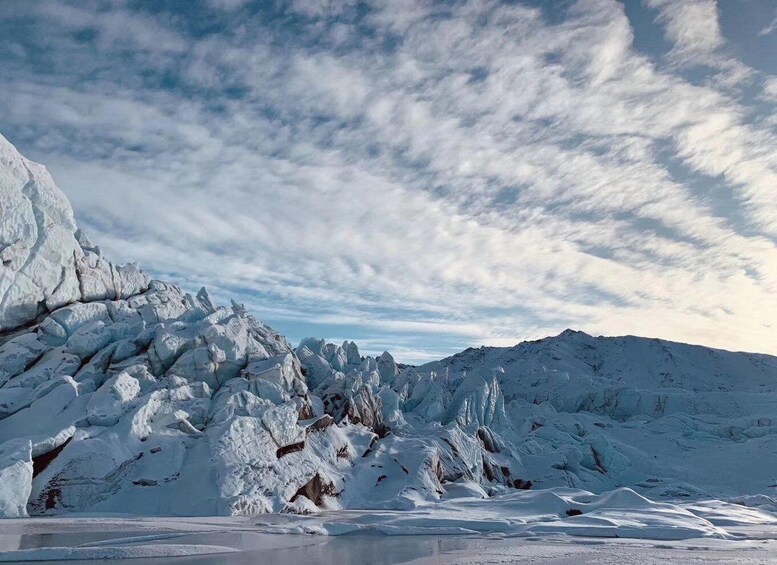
[291,472,338,508]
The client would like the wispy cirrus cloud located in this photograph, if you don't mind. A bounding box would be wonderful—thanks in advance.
[759,10,777,36]
[0,0,775,362]
[646,0,724,56]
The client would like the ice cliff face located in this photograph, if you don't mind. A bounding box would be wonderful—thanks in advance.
[0,135,337,516]
[0,135,148,331]
[1,134,776,518]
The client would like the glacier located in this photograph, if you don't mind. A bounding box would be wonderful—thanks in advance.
[1,132,777,553]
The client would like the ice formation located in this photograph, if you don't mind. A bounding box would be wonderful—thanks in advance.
[0,136,147,332]
[1,132,776,529]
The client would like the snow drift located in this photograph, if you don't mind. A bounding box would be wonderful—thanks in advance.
[1,133,776,537]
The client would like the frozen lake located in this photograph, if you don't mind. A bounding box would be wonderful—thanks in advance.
[2,511,777,564]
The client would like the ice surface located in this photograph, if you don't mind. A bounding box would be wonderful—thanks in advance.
[0,544,238,561]
[85,371,141,426]
[0,440,32,518]
[2,505,776,564]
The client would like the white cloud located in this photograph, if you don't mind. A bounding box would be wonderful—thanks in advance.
[645,0,724,56]
[1,0,777,362]
[763,77,777,100]
[759,12,777,36]
[31,3,188,54]
[207,0,251,11]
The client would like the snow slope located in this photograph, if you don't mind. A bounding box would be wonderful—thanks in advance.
[412,330,777,498]
[0,133,776,543]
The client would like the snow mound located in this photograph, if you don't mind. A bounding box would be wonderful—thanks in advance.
[251,487,744,541]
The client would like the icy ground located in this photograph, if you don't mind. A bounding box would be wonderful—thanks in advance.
[1,500,777,564]
[3,131,777,558]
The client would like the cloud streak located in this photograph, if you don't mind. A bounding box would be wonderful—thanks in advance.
[0,0,775,362]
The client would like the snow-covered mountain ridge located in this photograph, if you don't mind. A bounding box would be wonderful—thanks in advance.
[1,133,776,523]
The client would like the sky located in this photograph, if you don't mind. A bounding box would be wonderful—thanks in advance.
[1,0,776,363]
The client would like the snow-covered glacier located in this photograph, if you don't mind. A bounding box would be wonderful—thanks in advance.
[1,132,777,549]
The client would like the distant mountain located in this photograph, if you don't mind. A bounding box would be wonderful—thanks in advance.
[1,133,776,519]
